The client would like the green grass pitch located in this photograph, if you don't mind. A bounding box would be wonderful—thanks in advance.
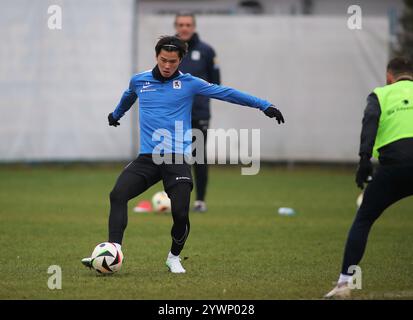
[0,165,412,299]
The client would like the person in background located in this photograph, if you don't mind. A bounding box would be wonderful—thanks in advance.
[175,12,221,213]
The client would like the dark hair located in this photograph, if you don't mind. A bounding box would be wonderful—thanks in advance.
[155,36,188,59]
[387,57,413,77]
[174,12,196,26]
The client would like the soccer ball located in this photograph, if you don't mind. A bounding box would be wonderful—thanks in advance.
[152,191,171,213]
[356,192,364,208]
[91,242,123,274]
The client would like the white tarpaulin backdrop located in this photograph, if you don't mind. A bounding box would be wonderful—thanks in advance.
[0,0,135,161]
[0,1,389,162]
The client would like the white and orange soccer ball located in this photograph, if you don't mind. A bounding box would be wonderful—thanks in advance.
[90,242,123,274]
[152,191,171,213]
[356,192,364,208]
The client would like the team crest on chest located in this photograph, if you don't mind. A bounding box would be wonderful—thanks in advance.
[173,80,182,89]
[191,50,201,61]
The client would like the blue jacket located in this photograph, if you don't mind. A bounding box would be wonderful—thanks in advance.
[113,67,272,155]
[179,33,220,120]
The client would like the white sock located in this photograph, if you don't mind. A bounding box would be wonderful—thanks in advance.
[114,243,122,251]
[168,251,179,259]
[338,273,352,284]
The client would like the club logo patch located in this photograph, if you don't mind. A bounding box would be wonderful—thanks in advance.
[191,50,201,61]
[173,80,182,89]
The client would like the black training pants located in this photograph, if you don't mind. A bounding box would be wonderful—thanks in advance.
[192,119,209,201]
[341,164,413,275]
[108,155,192,256]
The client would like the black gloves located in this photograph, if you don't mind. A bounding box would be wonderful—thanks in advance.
[264,106,285,124]
[108,113,120,127]
[356,155,373,189]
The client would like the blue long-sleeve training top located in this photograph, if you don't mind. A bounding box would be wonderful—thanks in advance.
[112,69,272,155]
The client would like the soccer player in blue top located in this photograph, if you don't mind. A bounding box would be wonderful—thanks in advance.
[82,36,284,273]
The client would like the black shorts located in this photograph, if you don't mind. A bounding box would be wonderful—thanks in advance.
[124,154,193,192]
